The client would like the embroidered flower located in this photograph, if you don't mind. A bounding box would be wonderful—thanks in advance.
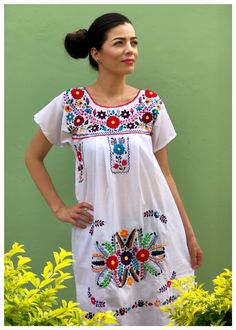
[91,297,96,305]
[167,280,172,287]
[85,107,92,114]
[120,229,129,238]
[121,109,130,118]
[142,112,153,124]
[136,248,150,262]
[77,100,83,107]
[90,124,99,132]
[106,256,119,270]
[71,88,84,99]
[154,300,162,307]
[108,136,130,174]
[64,105,72,112]
[121,251,132,265]
[77,151,82,161]
[119,308,125,315]
[91,228,165,288]
[127,123,135,130]
[138,300,144,307]
[97,110,107,119]
[63,89,162,137]
[152,109,159,118]
[136,105,142,111]
[107,115,120,129]
[127,277,133,285]
[66,113,74,122]
[145,90,157,98]
[74,115,84,126]
[113,143,125,155]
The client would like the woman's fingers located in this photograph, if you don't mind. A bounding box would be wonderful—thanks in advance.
[78,202,94,211]
[55,203,94,228]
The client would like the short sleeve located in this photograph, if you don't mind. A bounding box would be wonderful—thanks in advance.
[34,92,71,147]
[151,98,177,152]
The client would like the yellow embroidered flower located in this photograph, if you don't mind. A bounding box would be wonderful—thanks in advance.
[77,100,83,107]
[127,277,133,285]
[145,98,151,105]
[64,105,72,112]
[154,300,161,307]
[120,229,129,238]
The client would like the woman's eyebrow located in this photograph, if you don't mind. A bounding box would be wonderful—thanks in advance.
[111,36,137,41]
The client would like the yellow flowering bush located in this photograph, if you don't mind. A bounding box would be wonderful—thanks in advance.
[161,269,232,326]
[4,242,118,326]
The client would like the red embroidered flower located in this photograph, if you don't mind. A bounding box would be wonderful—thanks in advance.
[77,151,82,161]
[121,159,127,166]
[142,112,153,124]
[91,297,96,304]
[136,249,150,262]
[113,163,119,169]
[106,116,120,129]
[71,88,84,99]
[106,255,118,270]
[167,280,172,288]
[74,115,84,126]
[145,90,157,98]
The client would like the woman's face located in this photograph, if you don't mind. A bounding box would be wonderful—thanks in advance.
[93,23,138,75]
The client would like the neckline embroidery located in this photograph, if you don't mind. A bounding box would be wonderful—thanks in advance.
[63,88,162,138]
[84,87,141,109]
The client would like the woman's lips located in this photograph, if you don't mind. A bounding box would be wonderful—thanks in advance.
[121,60,135,64]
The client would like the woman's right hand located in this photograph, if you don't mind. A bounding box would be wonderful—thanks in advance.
[55,202,94,229]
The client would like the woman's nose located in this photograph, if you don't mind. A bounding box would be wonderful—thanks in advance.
[125,42,134,53]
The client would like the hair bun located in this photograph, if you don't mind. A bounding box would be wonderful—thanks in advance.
[64,28,90,59]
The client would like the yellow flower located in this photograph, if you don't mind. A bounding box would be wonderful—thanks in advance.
[77,100,83,107]
[64,105,72,112]
[127,277,133,285]
[154,300,161,307]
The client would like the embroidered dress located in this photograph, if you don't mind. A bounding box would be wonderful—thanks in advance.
[34,87,194,326]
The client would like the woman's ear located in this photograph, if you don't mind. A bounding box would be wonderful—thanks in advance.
[90,47,100,63]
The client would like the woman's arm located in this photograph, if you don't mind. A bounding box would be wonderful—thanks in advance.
[154,147,203,269]
[24,128,94,228]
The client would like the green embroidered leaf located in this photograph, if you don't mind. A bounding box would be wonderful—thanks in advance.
[141,233,152,248]
[101,270,112,288]
[103,242,114,255]
[144,263,157,276]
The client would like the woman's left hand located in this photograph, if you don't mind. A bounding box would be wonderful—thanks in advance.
[187,236,203,269]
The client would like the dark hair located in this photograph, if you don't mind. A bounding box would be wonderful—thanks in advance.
[64,13,133,71]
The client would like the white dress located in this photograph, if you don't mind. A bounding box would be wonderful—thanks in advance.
[34,87,194,326]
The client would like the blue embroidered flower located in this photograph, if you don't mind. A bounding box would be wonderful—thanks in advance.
[152,109,159,118]
[136,105,142,111]
[85,108,92,114]
[113,144,125,155]
[66,113,74,122]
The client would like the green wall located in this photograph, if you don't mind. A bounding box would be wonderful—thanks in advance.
[5,4,231,301]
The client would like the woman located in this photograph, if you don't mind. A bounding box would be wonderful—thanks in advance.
[25,12,203,326]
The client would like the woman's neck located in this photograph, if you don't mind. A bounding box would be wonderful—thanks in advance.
[91,73,127,98]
